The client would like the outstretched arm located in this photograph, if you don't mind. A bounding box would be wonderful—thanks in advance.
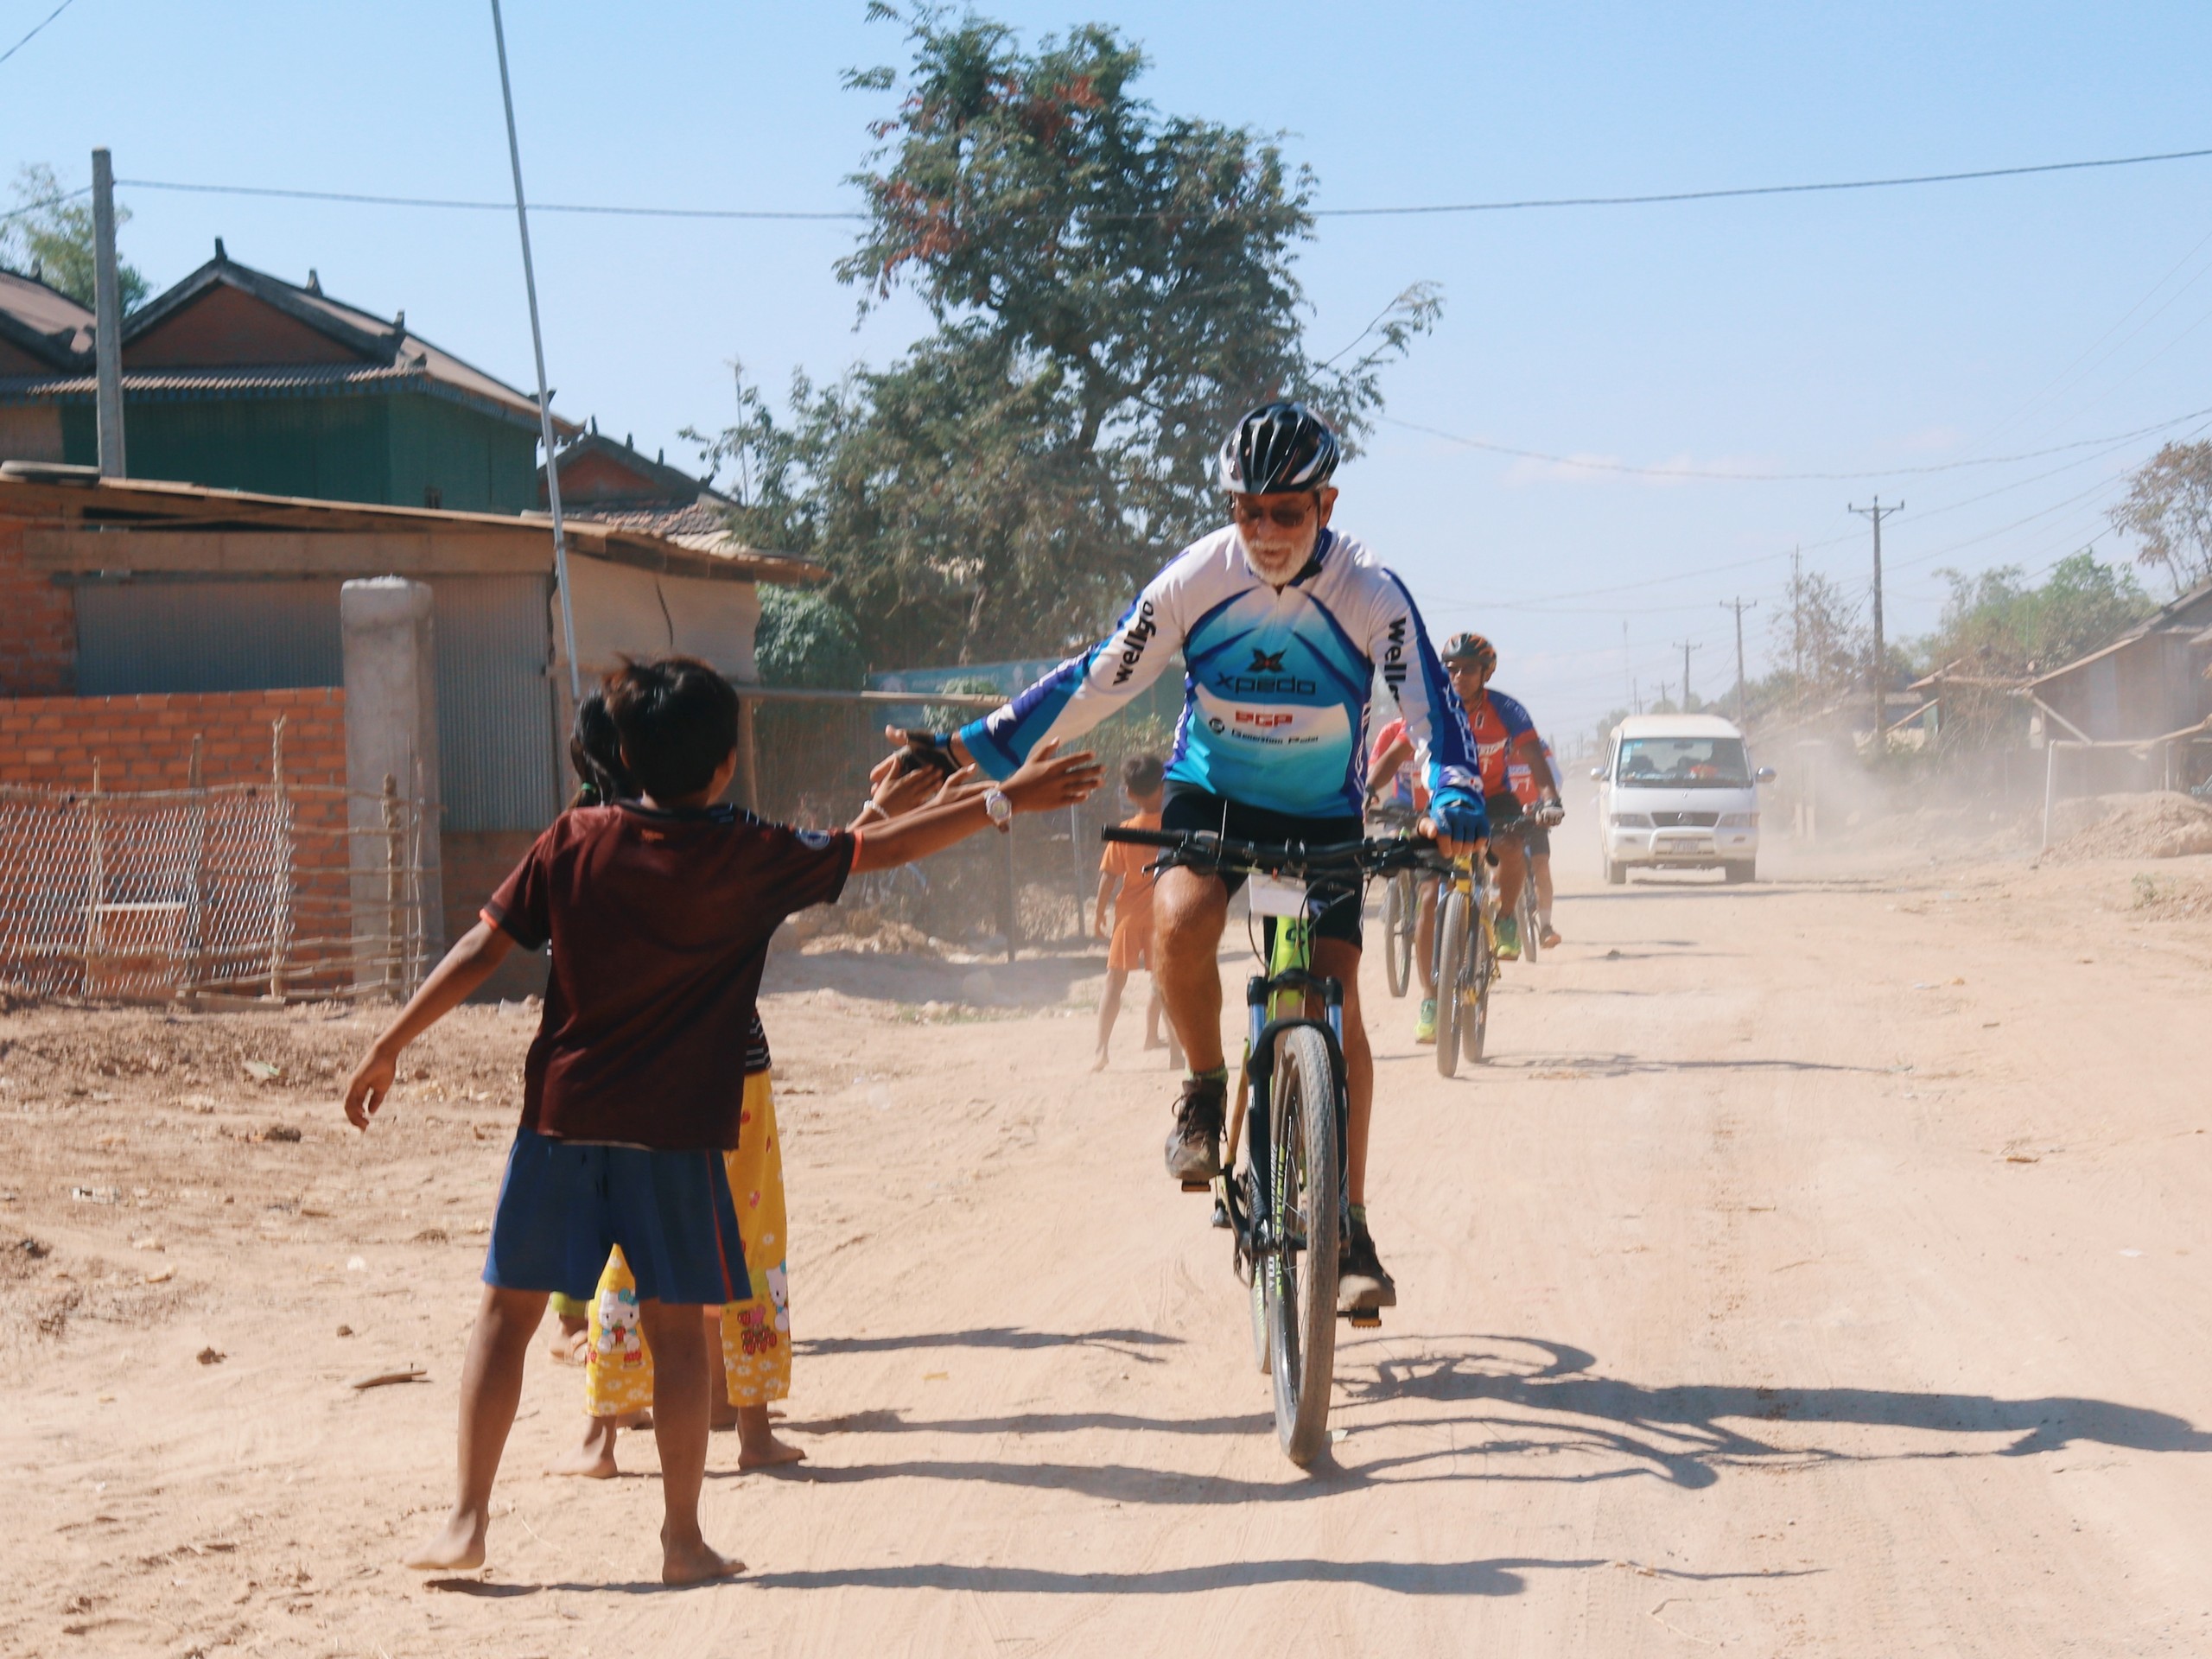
[852,743,1103,873]
[343,922,516,1128]
[951,567,1186,780]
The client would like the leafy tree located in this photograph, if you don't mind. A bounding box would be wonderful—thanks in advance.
[697,7,1439,669]
[0,163,150,312]
[1925,550,2152,678]
[1763,560,1866,713]
[2107,441,2212,595]
[754,587,865,689]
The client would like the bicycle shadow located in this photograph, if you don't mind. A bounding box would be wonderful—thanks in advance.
[778,1334,2207,1506]
[1336,1334,2212,1488]
[795,1325,1180,1363]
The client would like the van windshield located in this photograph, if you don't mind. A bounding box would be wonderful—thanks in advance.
[1615,736,1750,789]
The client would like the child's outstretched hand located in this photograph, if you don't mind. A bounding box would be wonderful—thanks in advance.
[344,1043,398,1130]
[1005,740,1104,812]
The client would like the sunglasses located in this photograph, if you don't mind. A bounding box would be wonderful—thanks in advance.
[1230,498,1316,530]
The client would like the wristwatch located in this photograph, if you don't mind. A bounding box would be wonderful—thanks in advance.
[982,786,1014,831]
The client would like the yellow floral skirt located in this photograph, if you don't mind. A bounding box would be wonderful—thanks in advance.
[582,1071,791,1413]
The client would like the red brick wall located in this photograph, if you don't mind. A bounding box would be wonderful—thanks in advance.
[0,516,77,696]
[0,687,346,793]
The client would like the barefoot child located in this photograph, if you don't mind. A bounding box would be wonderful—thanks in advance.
[548,732,950,1481]
[343,657,1099,1583]
[1093,754,1174,1071]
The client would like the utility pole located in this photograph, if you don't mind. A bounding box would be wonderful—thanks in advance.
[1847,497,1904,746]
[91,148,124,478]
[489,0,582,705]
[1672,640,1702,710]
[1720,598,1758,720]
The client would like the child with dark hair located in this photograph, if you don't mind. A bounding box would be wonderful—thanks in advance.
[344,655,1099,1583]
[1093,753,1174,1071]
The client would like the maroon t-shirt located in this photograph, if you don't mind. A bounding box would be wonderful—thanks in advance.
[484,803,854,1150]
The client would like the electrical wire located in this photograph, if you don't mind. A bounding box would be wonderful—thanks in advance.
[1382,403,2212,484]
[0,0,76,69]
[107,141,2212,226]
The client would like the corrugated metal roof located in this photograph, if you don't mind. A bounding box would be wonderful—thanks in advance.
[0,471,829,586]
[2,365,422,395]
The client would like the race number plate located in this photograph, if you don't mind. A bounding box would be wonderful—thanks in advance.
[1246,872,1309,919]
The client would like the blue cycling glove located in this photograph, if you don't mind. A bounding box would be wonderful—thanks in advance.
[1430,788,1489,844]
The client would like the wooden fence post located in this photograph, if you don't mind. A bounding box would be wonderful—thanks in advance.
[269,716,290,1000]
[185,734,207,993]
[382,773,402,999]
[85,758,105,996]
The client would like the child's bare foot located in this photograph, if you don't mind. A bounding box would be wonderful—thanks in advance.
[546,1414,620,1479]
[1142,1032,1167,1051]
[661,1530,746,1586]
[735,1402,808,1469]
[1090,1046,1109,1072]
[404,1510,487,1572]
[547,1314,589,1365]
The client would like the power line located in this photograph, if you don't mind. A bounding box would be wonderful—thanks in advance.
[1313,144,2212,217]
[104,140,2212,226]
[1382,403,2212,483]
[0,0,76,69]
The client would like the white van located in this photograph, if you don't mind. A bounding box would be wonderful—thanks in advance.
[1592,714,1774,885]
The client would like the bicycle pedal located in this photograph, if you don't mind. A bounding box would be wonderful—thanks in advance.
[1209,1195,1231,1229]
[1180,1179,1212,1194]
[1345,1310,1382,1329]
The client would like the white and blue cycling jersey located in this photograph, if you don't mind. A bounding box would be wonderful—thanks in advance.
[958,524,1482,823]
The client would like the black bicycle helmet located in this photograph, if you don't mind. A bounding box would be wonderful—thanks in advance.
[1217,401,1341,495]
[1441,632,1497,675]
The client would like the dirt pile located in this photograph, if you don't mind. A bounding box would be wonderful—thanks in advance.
[2043,791,2212,861]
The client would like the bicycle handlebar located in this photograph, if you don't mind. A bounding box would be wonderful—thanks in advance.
[1102,824,1450,879]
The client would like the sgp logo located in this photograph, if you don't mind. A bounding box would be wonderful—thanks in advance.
[1234,710,1294,729]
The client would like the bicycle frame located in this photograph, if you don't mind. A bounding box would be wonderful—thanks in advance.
[1223,903,1351,1287]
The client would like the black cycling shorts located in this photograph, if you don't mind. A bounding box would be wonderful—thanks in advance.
[1160,783,1365,948]
[1484,790,1553,857]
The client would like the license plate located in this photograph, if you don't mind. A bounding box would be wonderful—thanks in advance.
[1246,873,1309,918]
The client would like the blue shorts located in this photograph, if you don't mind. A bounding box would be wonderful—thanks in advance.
[482,1128,748,1306]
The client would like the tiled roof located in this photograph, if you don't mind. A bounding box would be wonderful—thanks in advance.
[567,498,735,543]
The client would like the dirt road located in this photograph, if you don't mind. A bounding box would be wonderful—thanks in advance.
[7,831,2211,1656]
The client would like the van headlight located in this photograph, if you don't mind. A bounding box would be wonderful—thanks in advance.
[1611,813,1653,829]
[1717,812,1759,828]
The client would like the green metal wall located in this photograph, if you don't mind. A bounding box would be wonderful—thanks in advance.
[60,392,538,512]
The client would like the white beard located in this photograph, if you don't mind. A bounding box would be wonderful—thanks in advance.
[1238,534,1309,588]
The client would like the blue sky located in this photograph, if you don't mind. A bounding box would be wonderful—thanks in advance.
[8,1,2211,738]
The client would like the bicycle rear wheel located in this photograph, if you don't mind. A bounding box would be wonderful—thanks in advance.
[1264,1025,1340,1465]
[1382,874,1413,998]
[1433,886,1469,1079]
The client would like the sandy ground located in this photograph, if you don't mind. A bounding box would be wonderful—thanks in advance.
[7,817,2212,1657]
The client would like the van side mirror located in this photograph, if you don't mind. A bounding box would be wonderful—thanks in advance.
[1755,766,1777,783]
[1589,766,1607,781]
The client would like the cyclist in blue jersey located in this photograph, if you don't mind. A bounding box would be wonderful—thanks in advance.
[890,404,1486,1309]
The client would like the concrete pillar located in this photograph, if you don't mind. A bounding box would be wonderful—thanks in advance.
[343,578,443,991]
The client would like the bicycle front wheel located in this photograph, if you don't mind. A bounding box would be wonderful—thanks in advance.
[1463,906,1492,1065]
[1517,874,1540,966]
[1382,874,1413,998]
[1264,1024,1341,1465]
[1433,885,1469,1079]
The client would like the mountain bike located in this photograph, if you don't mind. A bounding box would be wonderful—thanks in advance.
[1103,823,1440,1465]
[1366,802,1421,999]
[1427,849,1497,1077]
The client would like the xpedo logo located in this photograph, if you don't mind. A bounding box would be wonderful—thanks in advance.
[1109,601,1159,686]
[1234,709,1294,729]
[1379,615,1408,692]
[1247,646,1287,674]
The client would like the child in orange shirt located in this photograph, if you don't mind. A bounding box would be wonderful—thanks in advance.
[1093,754,1176,1070]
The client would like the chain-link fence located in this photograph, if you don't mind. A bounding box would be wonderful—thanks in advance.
[742,687,1174,955]
[0,733,431,1003]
